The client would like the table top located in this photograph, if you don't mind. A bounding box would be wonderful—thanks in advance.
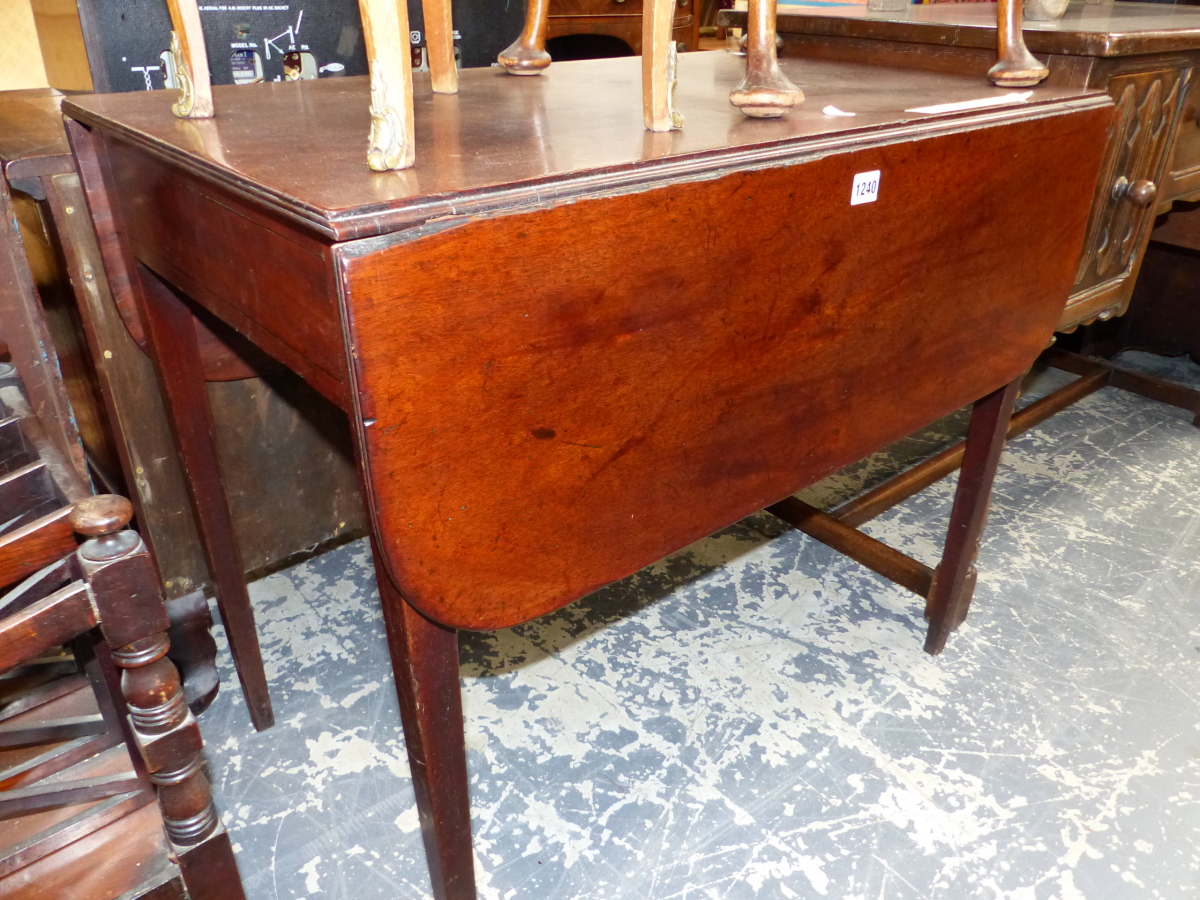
[64,51,1108,241]
[0,88,74,181]
[721,1,1200,57]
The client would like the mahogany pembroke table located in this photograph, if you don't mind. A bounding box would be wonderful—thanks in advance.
[62,52,1110,899]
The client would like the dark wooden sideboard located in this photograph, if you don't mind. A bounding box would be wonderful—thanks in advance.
[62,53,1110,897]
[721,1,1200,330]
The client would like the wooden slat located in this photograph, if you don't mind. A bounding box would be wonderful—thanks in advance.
[0,674,87,724]
[0,791,150,878]
[0,733,119,791]
[0,463,60,531]
[0,773,143,818]
[0,507,77,592]
[0,399,89,507]
[768,497,934,598]
[0,583,95,669]
[0,715,106,750]
[0,557,72,621]
[0,659,74,680]
[0,418,33,475]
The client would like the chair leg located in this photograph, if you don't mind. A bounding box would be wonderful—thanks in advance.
[729,0,802,118]
[421,0,458,94]
[497,0,552,75]
[359,0,417,171]
[924,377,1022,655]
[643,0,684,132]
[374,553,475,900]
[166,590,220,715]
[131,266,273,730]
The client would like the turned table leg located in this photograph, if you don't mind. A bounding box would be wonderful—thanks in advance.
[924,377,1022,654]
[730,0,802,118]
[131,266,274,730]
[374,551,475,900]
[498,0,552,75]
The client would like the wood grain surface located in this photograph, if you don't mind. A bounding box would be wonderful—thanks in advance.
[62,53,1111,241]
[101,138,348,405]
[338,105,1110,630]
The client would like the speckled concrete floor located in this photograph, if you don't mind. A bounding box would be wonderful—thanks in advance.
[200,352,1200,900]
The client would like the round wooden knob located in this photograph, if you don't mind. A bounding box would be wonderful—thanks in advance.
[1127,179,1157,207]
[70,495,134,536]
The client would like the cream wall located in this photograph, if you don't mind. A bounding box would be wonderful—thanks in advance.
[0,0,50,91]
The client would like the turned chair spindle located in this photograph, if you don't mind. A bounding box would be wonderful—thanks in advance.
[72,496,233,865]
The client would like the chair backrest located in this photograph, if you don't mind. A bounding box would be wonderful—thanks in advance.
[0,358,86,592]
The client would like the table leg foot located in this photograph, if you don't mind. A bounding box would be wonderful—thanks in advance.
[498,0,551,75]
[375,557,476,900]
[988,0,1048,87]
[730,0,802,118]
[924,377,1021,655]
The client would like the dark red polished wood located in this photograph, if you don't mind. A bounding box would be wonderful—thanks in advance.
[62,52,1112,899]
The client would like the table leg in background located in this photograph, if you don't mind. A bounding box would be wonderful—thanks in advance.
[924,377,1022,655]
[130,265,274,730]
[374,549,476,900]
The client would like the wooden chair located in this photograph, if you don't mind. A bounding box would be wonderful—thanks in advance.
[163,0,691,163]
[163,0,1047,171]
[1,346,243,898]
[0,491,245,900]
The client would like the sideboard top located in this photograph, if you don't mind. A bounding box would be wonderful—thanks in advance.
[65,51,1108,242]
[722,2,1200,58]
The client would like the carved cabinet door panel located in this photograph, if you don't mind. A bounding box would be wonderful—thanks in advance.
[1162,68,1200,203]
[1073,67,1187,298]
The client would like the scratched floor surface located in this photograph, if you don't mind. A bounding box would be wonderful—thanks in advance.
[200,352,1200,900]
